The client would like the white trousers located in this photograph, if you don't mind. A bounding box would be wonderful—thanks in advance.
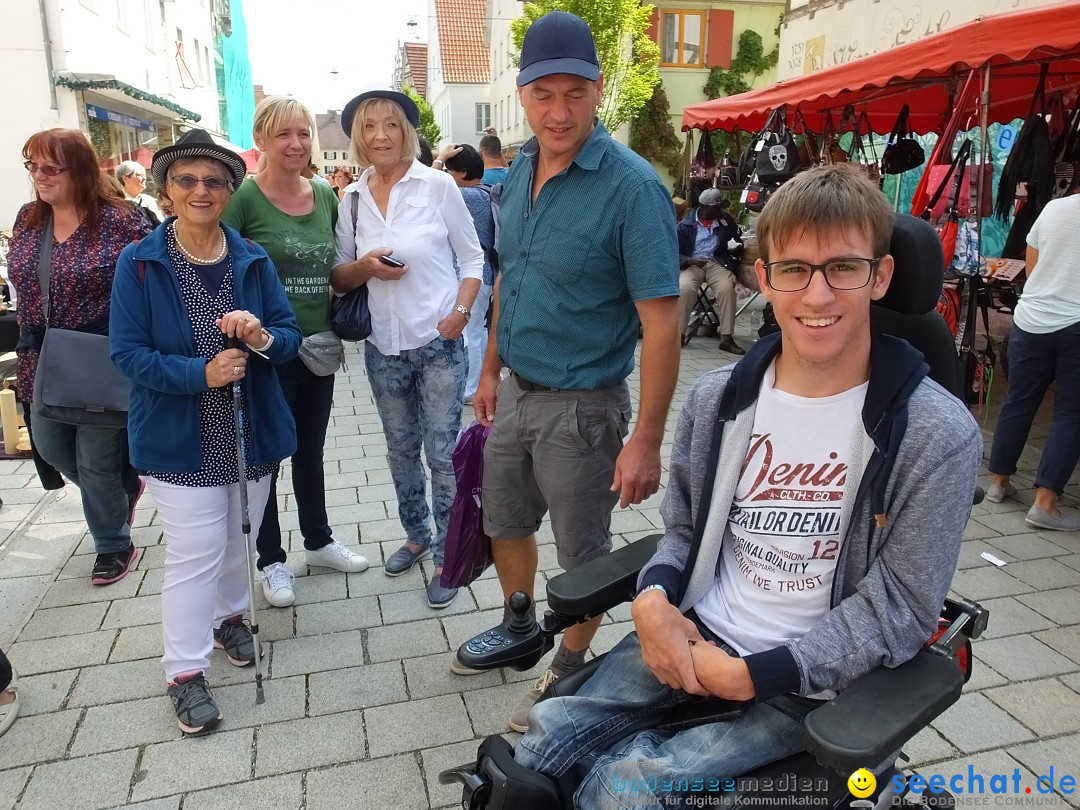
[464,282,493,399]
[147,476,272,682]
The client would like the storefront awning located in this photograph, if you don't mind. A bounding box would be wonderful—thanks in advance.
[681,0,1080,134]
[56,73,201,123]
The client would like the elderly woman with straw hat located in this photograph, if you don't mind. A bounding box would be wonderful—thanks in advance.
[110,129,301,736]
[333,86,484,609]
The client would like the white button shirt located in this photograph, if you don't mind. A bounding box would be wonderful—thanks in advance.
[334,159,484,356]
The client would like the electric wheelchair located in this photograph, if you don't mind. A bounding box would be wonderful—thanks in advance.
[441,216,988,810]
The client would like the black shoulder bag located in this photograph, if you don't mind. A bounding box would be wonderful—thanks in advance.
[330,192,373,342]
[31,212,130,427]
[881,104,925,175]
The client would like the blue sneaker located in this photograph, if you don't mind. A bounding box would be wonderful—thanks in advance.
[384,543,431,577]
[427,573,458,609]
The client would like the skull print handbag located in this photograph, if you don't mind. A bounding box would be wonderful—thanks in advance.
[753,106,803,184]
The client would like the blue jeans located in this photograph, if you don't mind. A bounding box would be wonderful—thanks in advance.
[365,336,466,566]
[515,632,808,810]
[256,357,336,569]
[29,414,134,555]
[989,323,1080,494]
[464,283,493,399]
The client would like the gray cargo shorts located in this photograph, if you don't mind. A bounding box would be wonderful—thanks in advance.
[481,374,631,570]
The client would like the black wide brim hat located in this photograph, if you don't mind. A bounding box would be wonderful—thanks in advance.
[341,86,420,137]
[151,129,247,190]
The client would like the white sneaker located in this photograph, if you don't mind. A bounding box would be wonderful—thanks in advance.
[261,562,296,608]
[305,540,370,573]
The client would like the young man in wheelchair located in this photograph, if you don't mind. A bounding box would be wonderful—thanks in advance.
[507,166,982,808]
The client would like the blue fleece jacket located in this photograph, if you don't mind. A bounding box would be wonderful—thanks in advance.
[109,220,301,473]
[638,332,981,701]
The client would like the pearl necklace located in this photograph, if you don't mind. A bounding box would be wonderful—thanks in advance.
[173,224,227,265]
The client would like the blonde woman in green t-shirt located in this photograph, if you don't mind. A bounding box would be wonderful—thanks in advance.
[223,97,369,609]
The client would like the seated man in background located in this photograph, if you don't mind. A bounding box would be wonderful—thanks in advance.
[514,165,982,810]
[677,189,745,354]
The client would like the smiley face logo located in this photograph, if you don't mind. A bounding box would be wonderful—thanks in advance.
[848,768,876,799]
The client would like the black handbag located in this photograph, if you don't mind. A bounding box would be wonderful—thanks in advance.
[741,171,777,213]
[31,213,130,427]
[881,104,925,175]
[690,130,717,179]
[959,277,996,406]
[754,107,802,184]
[331,192,373,342]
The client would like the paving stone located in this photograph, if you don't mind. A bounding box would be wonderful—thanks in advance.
[590,620,633,656]
[366,617,447,663]
[985,678,1080,737]
[973,635,1079,681]
[0,768,30,810]
[131,729,254,801]
[1060,554,1080,574]
[106,799,180,810]
[1063,672,1080,694]
[965,656,1009,691]
[100,594,162,629]
[138,567,164,596]
[949,567,1034,600]
[253,604,294,643]
[8,630,115,675]
[957,539,1017,570]
[19,748,137,810]
[354,518,408,543]
[378,586,477,624]
[295,595,381,635]
[255,710,365,776]
[462,682,527,737]
[1017,588,1080,625]
[1003,558,1080,590]
[71,695,181,756]
[38,571,145,608]
[18,603,108,641]
[0,575,53,649]
[16,669,78,717]
[421,739,489,809]
[306,755,427,810]
[365,693,472,757]
[289,569,348,605]
[984,532,1072,560]
[901,726,960,768]
[1034,626,1080,667]
[912,749,1041,801]
[930,693,1034,753]
[1009,733,1080,804]
[404,652,502,699]
[0,708,80,770]
[971,509,1035,537]
[269,629,366,677]
[962,520,1004,541]
[208,675,307,730]
[468,576,507,611]
[109,623,163,662]
[308,661,408,715]
[977,596,1057,639]
[69,658,166,707]
[183,774,302,810]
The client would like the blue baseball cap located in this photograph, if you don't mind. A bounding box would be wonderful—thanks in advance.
[516,10,600,87]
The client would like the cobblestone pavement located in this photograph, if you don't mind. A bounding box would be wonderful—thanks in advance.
[1,310,1079,809]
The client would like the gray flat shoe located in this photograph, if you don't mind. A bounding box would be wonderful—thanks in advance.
[1025,505,1080,532]
[427,575,459,609]
[985,483,1017,503]
[384,544,431,577]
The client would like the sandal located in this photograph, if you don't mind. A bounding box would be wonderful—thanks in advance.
[0,668,20,738]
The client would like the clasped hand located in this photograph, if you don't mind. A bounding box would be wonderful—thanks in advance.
[205,309,263,388]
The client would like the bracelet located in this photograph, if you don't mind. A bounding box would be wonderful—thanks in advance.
[454,304,471,321]
[636,583,667,600]
[254,330,274,352]
[432,159,444,167]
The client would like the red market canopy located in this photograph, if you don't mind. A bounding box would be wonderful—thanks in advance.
[681,0,1080,134]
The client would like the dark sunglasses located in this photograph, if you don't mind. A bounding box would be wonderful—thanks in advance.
[169,175,231,192]
[24,161,67,177]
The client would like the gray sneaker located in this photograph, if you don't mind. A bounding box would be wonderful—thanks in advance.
[213,616,255,667]
[427,575,459,609]
[509,668,561,733]
[167,672,222,736]
[1026,505,1080,532]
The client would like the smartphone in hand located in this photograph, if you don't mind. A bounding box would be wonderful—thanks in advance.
[379,255,406,267]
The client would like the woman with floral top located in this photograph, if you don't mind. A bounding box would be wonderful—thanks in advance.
[9,128,151,586]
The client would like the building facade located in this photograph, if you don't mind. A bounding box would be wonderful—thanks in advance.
[394,41,429,99]
[484,0,530,151]
[427,0,492,148]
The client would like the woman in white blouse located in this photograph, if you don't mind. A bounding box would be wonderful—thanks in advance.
[333,86,483,610]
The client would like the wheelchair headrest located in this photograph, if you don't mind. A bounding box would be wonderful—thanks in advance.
[875,214,944,316]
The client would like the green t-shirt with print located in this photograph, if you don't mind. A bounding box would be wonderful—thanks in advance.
[223,178,338,336]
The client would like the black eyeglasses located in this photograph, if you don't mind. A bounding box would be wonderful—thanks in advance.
[23,161,68,177]
[169,175,231,192]
[763,258,881,292]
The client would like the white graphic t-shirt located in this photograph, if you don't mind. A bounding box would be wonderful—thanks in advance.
[694,363,867,656]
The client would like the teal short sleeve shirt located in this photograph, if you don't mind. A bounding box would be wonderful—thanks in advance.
[496,122,679,390]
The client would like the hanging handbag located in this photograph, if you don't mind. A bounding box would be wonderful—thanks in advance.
[912,70,978,217]
[926,140,972,269]
[959,277,996,406]
[754,107,802,184]
[331,192,373,342]
[794,111,820,169]
[740,171,777,213]
[690,129,717,179]
[925,139,973,221]
[30,213,130,428]
[821,112,847,165]
[881,105,925,175]
[846,111,882,186]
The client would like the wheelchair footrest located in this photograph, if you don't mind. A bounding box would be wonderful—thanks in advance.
[439,735,562,810]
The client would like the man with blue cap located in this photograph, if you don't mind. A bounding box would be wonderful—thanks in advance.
[460,10,681,733]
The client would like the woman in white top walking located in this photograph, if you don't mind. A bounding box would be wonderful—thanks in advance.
[332,86,483,608]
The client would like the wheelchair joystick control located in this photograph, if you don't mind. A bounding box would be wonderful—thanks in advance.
[505,592,535,634]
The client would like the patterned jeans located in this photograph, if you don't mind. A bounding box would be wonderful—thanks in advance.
[365,336,466,566]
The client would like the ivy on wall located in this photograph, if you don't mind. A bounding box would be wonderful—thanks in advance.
[629,84,684,180]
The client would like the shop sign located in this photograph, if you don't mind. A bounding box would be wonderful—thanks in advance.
[85,104,156,132]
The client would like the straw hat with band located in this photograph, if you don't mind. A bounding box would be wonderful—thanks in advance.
[340,86,420,138]
[151,129,247,191]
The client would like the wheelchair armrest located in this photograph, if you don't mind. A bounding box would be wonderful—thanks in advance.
[803,651,963,773]
[546,534,661,618]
